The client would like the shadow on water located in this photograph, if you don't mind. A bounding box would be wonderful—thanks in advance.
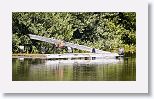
[12,54,136,81]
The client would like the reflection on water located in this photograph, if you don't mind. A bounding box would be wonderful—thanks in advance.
[12,56,136,81]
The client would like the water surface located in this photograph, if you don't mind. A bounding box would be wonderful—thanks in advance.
[12,56,136,81]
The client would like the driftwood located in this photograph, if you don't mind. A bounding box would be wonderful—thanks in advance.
[28,34,112,54]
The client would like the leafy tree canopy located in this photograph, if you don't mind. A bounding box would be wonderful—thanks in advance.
[12,12,136,54]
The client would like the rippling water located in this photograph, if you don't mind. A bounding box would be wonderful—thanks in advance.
[12,56,136,81]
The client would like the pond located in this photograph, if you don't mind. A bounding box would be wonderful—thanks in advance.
[12,55,136,81]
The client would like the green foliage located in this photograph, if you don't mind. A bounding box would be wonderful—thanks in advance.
[12,12,136,53]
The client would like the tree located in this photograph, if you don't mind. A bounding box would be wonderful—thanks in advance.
[12,12,136,54]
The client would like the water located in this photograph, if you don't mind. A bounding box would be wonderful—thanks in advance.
[12,56,136,81]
